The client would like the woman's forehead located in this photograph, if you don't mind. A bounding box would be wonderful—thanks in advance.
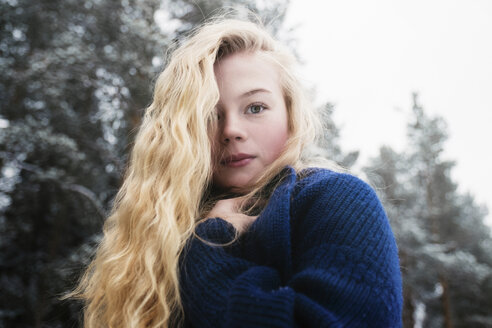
[214,51,282,98]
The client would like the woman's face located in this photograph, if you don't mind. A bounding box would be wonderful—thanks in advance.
[212,51,289,191]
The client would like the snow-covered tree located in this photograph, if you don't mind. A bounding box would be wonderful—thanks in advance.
[364,93,492,328]
[0,0,291,326]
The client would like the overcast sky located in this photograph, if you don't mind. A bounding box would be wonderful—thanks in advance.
[284,0,492,227]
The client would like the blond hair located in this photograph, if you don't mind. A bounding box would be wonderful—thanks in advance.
[70,17,333,327]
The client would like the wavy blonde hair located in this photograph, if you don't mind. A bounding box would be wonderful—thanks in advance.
[70,17,328,328]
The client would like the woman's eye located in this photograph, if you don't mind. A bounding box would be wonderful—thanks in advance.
[247,103,266,114]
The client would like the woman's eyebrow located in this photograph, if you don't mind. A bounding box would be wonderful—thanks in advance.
[240,88,272,98]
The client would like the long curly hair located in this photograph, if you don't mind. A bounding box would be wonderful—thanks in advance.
[70,17,326,327]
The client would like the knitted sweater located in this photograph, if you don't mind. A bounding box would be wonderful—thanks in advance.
[179,167,403,327]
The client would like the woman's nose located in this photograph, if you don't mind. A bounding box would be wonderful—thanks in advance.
[220,115,247,143]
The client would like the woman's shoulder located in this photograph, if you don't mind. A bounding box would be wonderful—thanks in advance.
[289,166,389,230]
[289,166,396,258]
[293,166,376,201]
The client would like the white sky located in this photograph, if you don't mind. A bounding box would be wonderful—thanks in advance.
[284,0,492,226]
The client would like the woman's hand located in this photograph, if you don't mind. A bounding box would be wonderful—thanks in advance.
[207,197,258,235]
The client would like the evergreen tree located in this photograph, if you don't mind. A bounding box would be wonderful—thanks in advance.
[0,0,290,326]
[315,102,359,168]
[165,0,290,36]
[364,93,492,327]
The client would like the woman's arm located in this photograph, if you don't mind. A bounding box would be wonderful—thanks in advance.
[286,172,403,327]
[179,170,402,327]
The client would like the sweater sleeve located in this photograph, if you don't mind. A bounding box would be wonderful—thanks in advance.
[179,171,402,328]
[288,172,403,327]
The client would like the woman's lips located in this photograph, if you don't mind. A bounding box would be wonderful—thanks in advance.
[222,154,255,168]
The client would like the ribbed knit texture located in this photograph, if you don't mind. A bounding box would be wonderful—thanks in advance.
[179,167,403,327]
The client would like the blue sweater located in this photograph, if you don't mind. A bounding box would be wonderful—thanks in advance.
[179,167,403,327]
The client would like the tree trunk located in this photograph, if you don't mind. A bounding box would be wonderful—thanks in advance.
[400,250,415,328]
[440,273,453,328]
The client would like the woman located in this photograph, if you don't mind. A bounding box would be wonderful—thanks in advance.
[72,17,403,327]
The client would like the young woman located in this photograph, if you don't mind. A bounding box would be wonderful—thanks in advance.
[72,18,403,327]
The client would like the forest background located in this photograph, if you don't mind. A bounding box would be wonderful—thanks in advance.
[0,0,491,327]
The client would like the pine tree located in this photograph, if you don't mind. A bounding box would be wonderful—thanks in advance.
[364,93,492,327]
[315,102,359,168]
[0,0,291,326]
